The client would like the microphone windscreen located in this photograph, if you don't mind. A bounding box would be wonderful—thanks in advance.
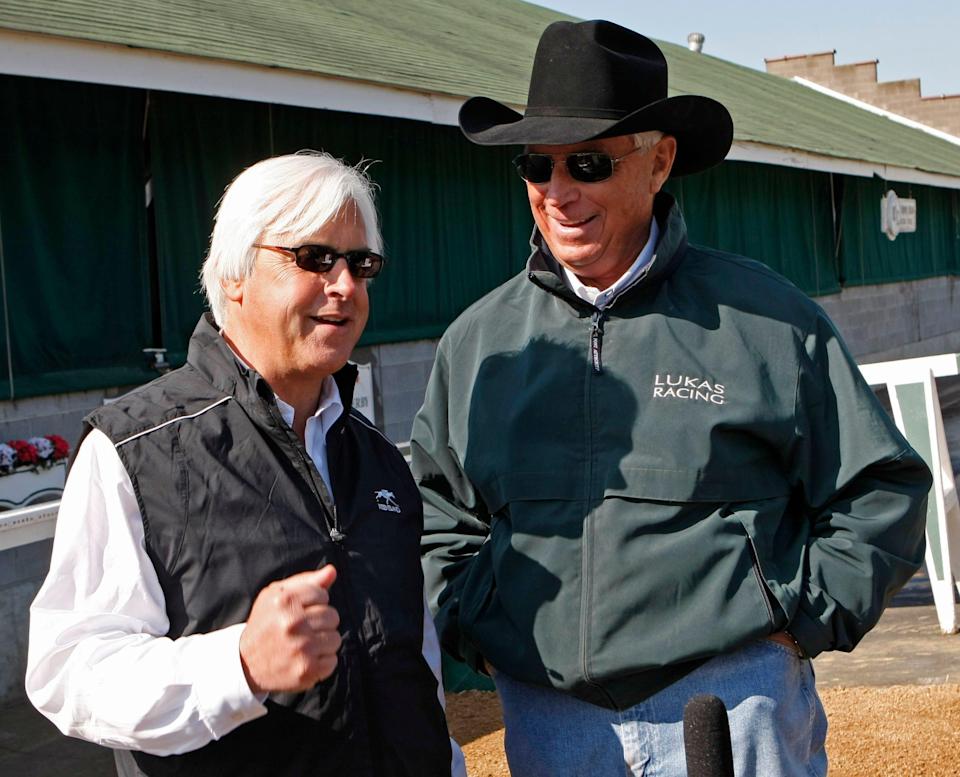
[683,693,735,777]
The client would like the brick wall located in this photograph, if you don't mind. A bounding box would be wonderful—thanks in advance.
[353,339,438,444]
[818,276,960,362]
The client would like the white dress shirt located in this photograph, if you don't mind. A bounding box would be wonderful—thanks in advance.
[562,216,659,308]
[26,376,464,774]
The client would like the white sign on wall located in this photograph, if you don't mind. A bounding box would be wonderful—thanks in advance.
[352,362,377,425]
[880,189,917,241]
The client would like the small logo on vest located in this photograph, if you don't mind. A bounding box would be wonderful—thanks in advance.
[374,489,401,513]
[652,374,725,405]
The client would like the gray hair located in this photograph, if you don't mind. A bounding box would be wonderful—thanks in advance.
[632,130,665,152]
[201,151,382,326]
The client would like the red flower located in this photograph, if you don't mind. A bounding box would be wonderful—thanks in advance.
[9,439,39,466]
[47,435,70,460]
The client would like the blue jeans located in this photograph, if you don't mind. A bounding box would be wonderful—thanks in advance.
[492,640,828,777]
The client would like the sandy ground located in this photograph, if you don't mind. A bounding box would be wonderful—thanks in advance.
[446,685,960,776]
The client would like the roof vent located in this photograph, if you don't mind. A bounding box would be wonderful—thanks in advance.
[687,32,705,53]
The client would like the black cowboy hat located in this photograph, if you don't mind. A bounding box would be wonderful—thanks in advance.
[459,20,733,176]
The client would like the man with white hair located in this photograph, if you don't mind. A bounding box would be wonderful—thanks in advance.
[27,152,464,777]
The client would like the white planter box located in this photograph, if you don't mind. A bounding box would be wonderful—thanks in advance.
[0,461,66,511]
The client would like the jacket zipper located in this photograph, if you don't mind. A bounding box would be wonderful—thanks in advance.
[590,309,606,374]
[583,306,610,694]
[578,331,616,707]
[587,258,655,375]
[580,332,595,688]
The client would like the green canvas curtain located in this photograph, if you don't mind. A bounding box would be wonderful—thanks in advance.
[5,74,960,401]
[148,91,274,360]
[667,161,839,296]
[0,75,152,399]
[838,176,960,286]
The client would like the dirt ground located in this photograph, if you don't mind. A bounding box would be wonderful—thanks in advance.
[445,685,960,776]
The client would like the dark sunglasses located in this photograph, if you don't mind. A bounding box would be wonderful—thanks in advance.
[253,244,385,279]
[512,145,645,184]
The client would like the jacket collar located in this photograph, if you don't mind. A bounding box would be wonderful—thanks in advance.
[526,191,688,307]
[187,313,358,409]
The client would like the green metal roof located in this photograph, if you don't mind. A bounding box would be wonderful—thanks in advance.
[2,0,960,178]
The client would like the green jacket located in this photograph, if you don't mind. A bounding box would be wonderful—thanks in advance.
[412,193,930,710]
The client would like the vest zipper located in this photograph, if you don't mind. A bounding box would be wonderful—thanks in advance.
[315,458,344,542]
[297,440,345,542]
[266,403,345,542]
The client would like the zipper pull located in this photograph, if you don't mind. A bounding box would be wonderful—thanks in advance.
[329,527,346,543]
[590,310,605,374]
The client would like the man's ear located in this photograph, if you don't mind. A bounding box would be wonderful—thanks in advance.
[221,276,244,304]
[650,135,677,194]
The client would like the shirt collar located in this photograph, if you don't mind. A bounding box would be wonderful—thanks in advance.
[562,216,659,309]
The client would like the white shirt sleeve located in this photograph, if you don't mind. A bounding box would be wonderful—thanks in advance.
[25,429,267,755]
[422,592,466,777]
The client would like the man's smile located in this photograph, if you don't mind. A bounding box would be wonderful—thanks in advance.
[548,214,597,238]
[310,313,350,327]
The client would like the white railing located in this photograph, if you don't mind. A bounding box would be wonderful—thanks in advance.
[0,501,59,552]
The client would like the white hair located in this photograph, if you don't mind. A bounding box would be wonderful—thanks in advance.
[632,130,665,151]
[201,151,382,326]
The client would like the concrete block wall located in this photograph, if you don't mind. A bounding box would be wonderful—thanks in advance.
[0,387,124,449]
[764,51,838,81]
[875,78,922,106]
[832,60,880,91]
[764,52,960,138]
[0,540,53,702]
[818,276,960,362]
[915,95,960,137]
[353,338,438,445]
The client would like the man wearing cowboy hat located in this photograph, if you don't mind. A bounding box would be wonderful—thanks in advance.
[412,19,929,777]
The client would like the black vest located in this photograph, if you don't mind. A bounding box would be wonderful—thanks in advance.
[86,315,451,777]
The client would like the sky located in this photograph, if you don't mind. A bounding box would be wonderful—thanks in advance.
[534,1,958,98]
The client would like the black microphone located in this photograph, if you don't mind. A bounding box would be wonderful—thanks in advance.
[683,694,735,777]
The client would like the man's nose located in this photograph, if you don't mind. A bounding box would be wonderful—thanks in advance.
[541,160,580,205]
[324,259,358,297]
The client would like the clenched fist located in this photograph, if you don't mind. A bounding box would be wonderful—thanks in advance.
[239,564,341,694]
